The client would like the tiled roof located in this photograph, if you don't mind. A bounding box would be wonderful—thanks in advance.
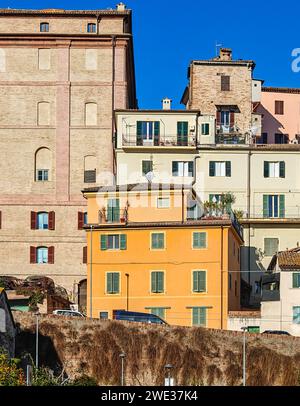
[278,248,300,269]
[83,183,193,193]
[262,87,300,94]
[84,219,234,229]
[0,8,130,16]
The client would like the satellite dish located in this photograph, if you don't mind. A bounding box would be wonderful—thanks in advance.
[145,171,154,183]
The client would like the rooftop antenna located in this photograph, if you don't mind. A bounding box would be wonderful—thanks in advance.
[215,41,222,57]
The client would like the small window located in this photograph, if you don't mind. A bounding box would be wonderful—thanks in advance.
[101,234,127,251]
[172,161,193,177]
[99,312,109,320]
[149,308,165,319]
[292,273,300,288]
[106,273,120,294]
[84,170,96,183]
[157,197,170,208]
[192,271,206,293]
[201,123,210,135]
[142,160,153,175]
[221,75,230,91]
[192,307,207,326]
[37,247,48,264]
[264,238,279,256]
[193,232,207,249]
[87,23,96,33]
[264,161,285,178]
[275,100,284,115]
[151,272,164,293]
[40,23,49,33]
[151,233,165,250]
[293,306,300,324]
[209,161,231,177]
[36,169,49,182]
[37,212,49,230]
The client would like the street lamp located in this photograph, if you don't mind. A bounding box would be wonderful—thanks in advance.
[241,326,247,386]
[90,224,93,320]
[164,364,173,386]
[120,352,126,386]
[35,311,40,369]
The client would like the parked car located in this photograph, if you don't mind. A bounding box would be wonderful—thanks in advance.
[53,309,85,318]
[262,330,291,336]
[113,310,167,325]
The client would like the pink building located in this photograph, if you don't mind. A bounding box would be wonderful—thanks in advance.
[259,87,300,144]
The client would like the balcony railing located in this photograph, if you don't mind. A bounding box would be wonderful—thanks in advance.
[215,134,247,145]
[122,134,196,148]
[98,207,129,225]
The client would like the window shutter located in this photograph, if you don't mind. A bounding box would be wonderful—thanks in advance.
[157,272,164,293]
[293,273,298,288]
[192,308,198,326]
[78,212,84,230]
[113,273,120,294]
[30,246,36,264]
[142,161,152,175]
[279,161,285,178]
[136,121,143,146]
[209,162,215,177]
[152,234,157,249]
[84,169,96,183]
[263,195,269,218]
[188,161,194,177]
[230,112,234,127]
[199,233,206,248]
[31,211,37,230]
[154,121,160,146]
[120,234,127,250]
[151,272,156,293]
[107,273,113,293]
[216,111,221,126]
[48,246,54,264]
[199,308,206,326]
[279,195,285,218]
[264,162,269,178]
[225,161,231,177]
[199,271,206,292]
[158,233,164,249]
[101,235,107,250]
[193,272,198,292]
[113,199,120,222]
[83,246,87,264]
[48,211,55,230]
[193,233,200,248]
[172,161,178,176]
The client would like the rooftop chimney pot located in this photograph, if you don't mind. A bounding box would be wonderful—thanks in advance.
[219,48,232,61]
[162,98,172,110]
[116,2,126,11]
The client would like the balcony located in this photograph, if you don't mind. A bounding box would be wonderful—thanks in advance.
[215,134,247,145]
[122,134,197,148]
[98,207,129,225]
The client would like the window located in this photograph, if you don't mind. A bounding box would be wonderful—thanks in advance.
[87,23,96,33]
[221,75,230,91]
[107,199,120,223]
[192,307,207,326]
[84,170,96,183]
[151,233,165,250]
[177,121,188,146]
[261,133,268,144]
[142,160,153,175]
[37,212,49,230]
[83,246,87,264]
[83,212,88,225]
[193,232,207,249]
[38,49,50,70]
[99,312,109,320]
[78,212,86,230]
[192,271,206,293]
[36,169,49,182]
[264,238,279,256]
[149,308,165,319]
[157,198,170,208]
[293,306,300,324]
[84,155,97,183]
[292,273,300,288]
[275,100,284,115]
[136,121,160,146]
[275,133,288,144]
[263,195,285,218]
[40,23,49,32]
[85,103,98,126]
[37,247,48,264]
[106,273,120,294]
[101,234,127,251]
[30,246,54,264]
[201,123,210,135]
[209,161,231,177]
[264,162,285,178]
[151,271,164,293]
[172,161,193,177]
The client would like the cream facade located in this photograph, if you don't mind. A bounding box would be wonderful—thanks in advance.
[0,6,136,307]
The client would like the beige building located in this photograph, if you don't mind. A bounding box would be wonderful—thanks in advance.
[0,5,137,309]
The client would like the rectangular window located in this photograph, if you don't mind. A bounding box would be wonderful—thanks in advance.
[149,308,165,320]
[136,121,160,146]
[172,161,193,177]
[84,169,96,183]
[40,23,49,32]
[151,233,165,250]
[142,160,153,175]
[292,273,300,288]
[151,271,164,293]
[293,306,300,324]
[264,161,285,178]
[36,169,49,182]
[201,123,210,135]
[106,273,120,294]
[275,100,284,115]
[37,248,48,264]
[221,75,230,91]
[157,198,170,208]
[99,312,109,320]
[209,161,231,177]
[263,195,285,218]
[37,213,49,230]
[193,232,207,249]
[275,133,288,144]
[87,23,96,33]
[192,271,206,293]
[101,234,127,251]
[264,238,279,256]
[177,121,188,146]
[107,199,120,223]
[192,307,207,326]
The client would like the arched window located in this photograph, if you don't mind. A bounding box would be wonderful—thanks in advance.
[84,155,97,183]
[0,49,5,72]
[35,147,52,182]
[87,23,96,33]
[37,247,48,264]
[37,212,49,230]
[40,22,49,32]
[37,102,50,126]
[85,103,98,126]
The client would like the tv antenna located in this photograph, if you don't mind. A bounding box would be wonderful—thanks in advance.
[215,41,222,57]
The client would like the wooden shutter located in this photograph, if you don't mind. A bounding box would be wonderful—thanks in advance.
[193,233,200,249]
[154,121,160,146]
[31,211,37,230]
[209,161,215,177]
[83,246,87,264]
[279,161,285,178]
[293,273,300,288]
[199,308,206,326]
[177,121,188,146]
[263,195,269,218]
[188,161,194,177]
[279,195,285,218]
[216,111,221,126]
[120,234,127,250]
[78,212,84,230]
[264,162,269,178]
[107,273,113,293]
[136,121,143,146]
[172,162,178,176]
[48,246,54,264]
[84,170,96,183]
[112,199,120,222]
[221,75,230,91]
[142,161,152,175]
[193,272,198,292]
[225,161,231,177]
[48,211,55,230]
[30,246,36,264]
[100,235,107,250]
[275,100,284,115]
[230,112,235,128]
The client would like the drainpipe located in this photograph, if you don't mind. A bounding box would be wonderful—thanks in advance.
[111,36,116,184]
[247,150,252,285]
[96,14,101,35]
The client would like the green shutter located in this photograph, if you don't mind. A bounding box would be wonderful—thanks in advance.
[136,121,143,146]
[107,199,120,223]
[101,235,107,250]
[107,273,113,293]
[280,161,285,178]
[264,162,269,178]
[177,121,188,146]
[192,308,206,326]
[188,161,194,176]
[113,273,120,294]
[154,121,160,146]
[279,195,285,218]
[201,123,209,135]
[263,195,269,218]
[157,272,164,293]
[293,273,300,288]
[152,233,164,249]
[226,161,231,177]
[199,233,206,248]
[142,161,152,175]
[193,271,199,292]
[198,272,206,292]
[199,308,206,326]
[172,161,178,176]
[209,162,215,177]
[151,272,156,292]
[120,234,127,250]
[192,308,198,326]
[193,233,206,249]
[158,233,164,249]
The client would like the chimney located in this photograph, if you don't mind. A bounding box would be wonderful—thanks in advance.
[219,48,232,61]
[116,2,126,11]
[162,97,172,110]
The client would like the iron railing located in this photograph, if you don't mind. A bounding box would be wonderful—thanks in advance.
[122,134,197,147]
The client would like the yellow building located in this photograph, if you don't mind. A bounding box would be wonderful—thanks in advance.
[83,184,243,328]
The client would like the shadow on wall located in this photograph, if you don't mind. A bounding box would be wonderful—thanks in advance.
[257,105,284,138]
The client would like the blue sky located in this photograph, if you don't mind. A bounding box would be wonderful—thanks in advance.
[1,0,300,108]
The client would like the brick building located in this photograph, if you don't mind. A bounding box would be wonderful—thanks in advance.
[0,4,137,309]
